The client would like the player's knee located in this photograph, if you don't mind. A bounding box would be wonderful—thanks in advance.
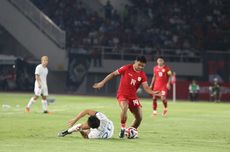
[121,107,128,113]
[42,96,47,100]
[120,103,129,112]
[161,96,166,101]
[33,96,39,100]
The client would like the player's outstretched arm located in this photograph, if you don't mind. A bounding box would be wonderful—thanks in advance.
[142,82,161,96]
[68,109,97,126]
[93,71,120,89]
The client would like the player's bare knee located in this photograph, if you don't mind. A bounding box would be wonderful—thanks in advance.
[121,107,128,114]
[42,96,47,100]
[33,96,39,100]
[120,103,128,112]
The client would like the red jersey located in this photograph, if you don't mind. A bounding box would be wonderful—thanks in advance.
[153,65,171,91]
[117,64,147,99]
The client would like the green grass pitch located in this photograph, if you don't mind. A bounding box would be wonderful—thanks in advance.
[0,93,230,152]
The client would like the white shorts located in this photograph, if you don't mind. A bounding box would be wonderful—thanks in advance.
[34,86,48,96]
[88,121,114,139]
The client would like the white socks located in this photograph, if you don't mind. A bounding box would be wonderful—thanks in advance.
[68,124,82,133]
[41,100,48,111]
[27,97,35,108]
[26,97,49,112]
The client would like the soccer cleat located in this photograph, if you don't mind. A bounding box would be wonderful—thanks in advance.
[152,110,157,116]
[119,128,125,138]
[58,130,72,137]
[25,107,30,113]
[43,110,53,115]
[162,108,168,116]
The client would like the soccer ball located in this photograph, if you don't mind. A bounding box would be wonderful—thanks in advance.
[125,127,138,139]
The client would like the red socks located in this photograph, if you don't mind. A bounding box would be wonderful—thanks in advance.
[121,117,127,129]
[153,98,157,111]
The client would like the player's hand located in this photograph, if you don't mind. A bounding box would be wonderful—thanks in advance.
[153,91,161,96]
[150,85,153,90]
[92,82,104,89]
[167,83,171,90]
[74,124,82,131]
[68,119,76,126]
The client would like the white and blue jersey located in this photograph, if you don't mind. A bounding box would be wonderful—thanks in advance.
[88,112,114,139]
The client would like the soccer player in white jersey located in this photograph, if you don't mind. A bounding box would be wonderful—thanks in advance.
[25,56,51,114]
[58,109,114,139]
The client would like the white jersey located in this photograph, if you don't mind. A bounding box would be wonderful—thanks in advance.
[88,112,114,139]
[35,64,48,88]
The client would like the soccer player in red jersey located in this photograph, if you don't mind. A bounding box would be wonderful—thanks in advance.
[150,56,172,116]
[93,56,158,138]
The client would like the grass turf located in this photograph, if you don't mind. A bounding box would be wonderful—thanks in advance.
[0,93,230,152]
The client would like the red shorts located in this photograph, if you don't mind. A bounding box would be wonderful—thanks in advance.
[117,95,142,110]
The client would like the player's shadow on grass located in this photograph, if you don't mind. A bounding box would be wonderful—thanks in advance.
[57,136,140,142]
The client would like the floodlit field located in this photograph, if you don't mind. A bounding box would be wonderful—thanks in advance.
[0,93,230,152]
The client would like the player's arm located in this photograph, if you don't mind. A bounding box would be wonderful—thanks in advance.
[150,75,155,89]
[68,109,97,126]
[142,82,161,96]
[35,74,42,88]
[166,70,172,90]
[93,70,120,89]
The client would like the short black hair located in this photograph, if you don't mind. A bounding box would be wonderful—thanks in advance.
[156,56,164,60]
[136,56,147,63]
[87,115,100,128]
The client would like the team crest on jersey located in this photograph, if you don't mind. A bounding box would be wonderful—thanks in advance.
[162,69,165,72]
[137,77,142,81]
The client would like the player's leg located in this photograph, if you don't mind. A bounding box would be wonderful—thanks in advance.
[192,93,195,101]
[25,86,41,112]
[41,95,48,113]
[217,92,221,102]
[129,98,142,129]
[118,99,129,138]
[119,101,129,129]
[130,107,142,129]
[41,87,51,114]
[58,123,82,137]
[195,92,198,101]
[25,95,39,112]
[161,90,168,116]
[152,95,158,116]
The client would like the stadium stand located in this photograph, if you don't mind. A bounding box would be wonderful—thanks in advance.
[30,0,229,51]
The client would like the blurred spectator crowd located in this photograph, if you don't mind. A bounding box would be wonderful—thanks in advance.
[31,0,229,51]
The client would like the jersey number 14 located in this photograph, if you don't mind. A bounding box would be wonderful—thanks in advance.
[130,79,136,86]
